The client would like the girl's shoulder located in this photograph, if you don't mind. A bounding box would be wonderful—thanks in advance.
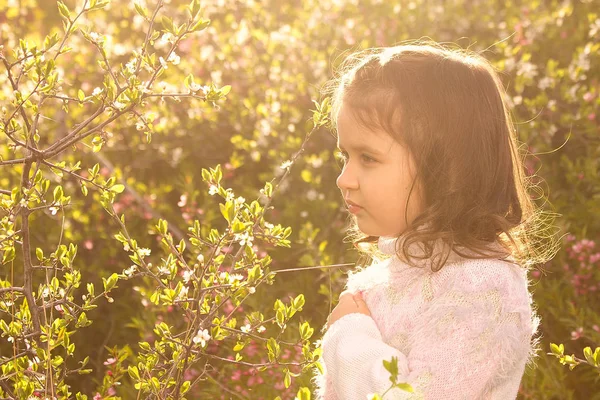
[344,258,394,293]
[435,257,531,301]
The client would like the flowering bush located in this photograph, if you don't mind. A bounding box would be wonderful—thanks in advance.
[0,0,599,398]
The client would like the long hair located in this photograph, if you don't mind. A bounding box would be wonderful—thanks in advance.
[323,40,561,272]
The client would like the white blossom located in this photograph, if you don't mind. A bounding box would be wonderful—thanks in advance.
[538,76,554,90]
[241,324,251,333]
[89,32,102,42]
[208,185,218,195]
[138,248,151,257]
[158,32,175,46]
[157,266,170,276]
[189,81,204,92]
[193,329,211,347]
[159,56,168,70]
[178,286,189,300]
[123,265,137,277]
[517,61,538,80]
[182,269,194,283]
[167,52,180,65]
[280,160,293,169]
[125,59,137,73]
[234,232,253,247]
[113,100,126,110]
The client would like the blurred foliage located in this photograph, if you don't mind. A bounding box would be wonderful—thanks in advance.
[0,0,599,398]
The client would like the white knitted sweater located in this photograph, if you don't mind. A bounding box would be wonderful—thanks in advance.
[313,236,538,399]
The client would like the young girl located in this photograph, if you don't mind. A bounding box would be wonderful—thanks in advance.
[314,42,558,399]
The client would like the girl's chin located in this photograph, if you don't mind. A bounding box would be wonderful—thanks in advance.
[357,221,400,237]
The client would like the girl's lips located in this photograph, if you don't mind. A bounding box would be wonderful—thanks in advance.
[347,204,363,214]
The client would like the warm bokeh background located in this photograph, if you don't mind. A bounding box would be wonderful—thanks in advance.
[1,0,599,398]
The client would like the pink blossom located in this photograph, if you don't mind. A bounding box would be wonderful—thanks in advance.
[231,369,242,381]
[245,341,259,357]
[583,92,594,102]
[571,327,583,340]
[93,393,102,400]
[184,368,198,381]
[103,357,117,366]
[274,381,285,390]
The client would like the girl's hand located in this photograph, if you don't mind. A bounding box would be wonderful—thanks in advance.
[326,290,371,329]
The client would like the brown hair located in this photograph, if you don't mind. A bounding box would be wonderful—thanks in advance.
[324,40,561,272]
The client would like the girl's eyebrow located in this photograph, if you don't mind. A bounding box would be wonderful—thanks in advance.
[337,143,384,156]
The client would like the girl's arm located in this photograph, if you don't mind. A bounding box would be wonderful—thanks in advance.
[321,264,533,399]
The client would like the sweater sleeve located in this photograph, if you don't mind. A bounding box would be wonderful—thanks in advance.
[320,268,534,400]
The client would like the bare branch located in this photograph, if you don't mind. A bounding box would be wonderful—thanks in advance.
[43,105,106,157]
[0,157,28,166]
[0,286,24,295]
[92,152,190,245]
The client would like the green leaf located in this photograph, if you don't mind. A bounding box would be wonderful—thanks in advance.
[134,2,148,19]
[383,356,399,384]
[57,1,71,20]
[395,383,414,393]
[263,182,273,197]
[53,186,64,203]
[110,184,125,193]
[128,365,141,380]
[233,342,245,352]
[284,368,291,388]
[36,248,44,261]
[583,347,594,365]
[201,168,211,182]
[220,85,231,96]
[219,201,235,223]
[292,294,305,310]
[102,273,119,292]
[296,387,311,400]
[78,89,85,102]
[550,343,564,356]
[181,380,191,394]
[190,18,210,32]
[76,312,91,328]
[188,0,201,18]
[161,16,174,33]
[2,247,16,264]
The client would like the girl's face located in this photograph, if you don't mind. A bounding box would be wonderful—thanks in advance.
[336,104,425,237]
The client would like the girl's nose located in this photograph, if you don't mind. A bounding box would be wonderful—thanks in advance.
[336,163,359,191]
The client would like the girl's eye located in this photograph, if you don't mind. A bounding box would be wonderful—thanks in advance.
[334,150,377,167]
[361,154,376,164]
